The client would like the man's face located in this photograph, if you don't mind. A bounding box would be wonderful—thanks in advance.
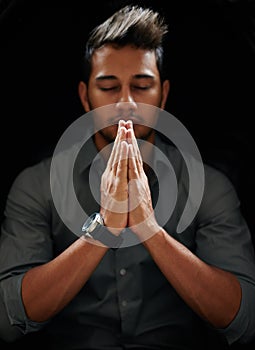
[79,44,169,144]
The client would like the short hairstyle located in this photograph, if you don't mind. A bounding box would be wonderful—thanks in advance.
[82,5,169,83]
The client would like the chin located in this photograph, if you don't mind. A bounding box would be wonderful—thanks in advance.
[99,125,118,143]
[133,125,154,141]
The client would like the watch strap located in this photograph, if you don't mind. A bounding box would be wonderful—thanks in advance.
[89,224,124,248]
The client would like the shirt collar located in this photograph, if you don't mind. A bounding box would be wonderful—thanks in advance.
[76,126,103,174]
[153,133,174,170]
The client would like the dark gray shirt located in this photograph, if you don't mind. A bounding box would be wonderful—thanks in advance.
[1,133,255,349]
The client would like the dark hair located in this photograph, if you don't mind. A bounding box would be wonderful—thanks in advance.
[82,5,168,84]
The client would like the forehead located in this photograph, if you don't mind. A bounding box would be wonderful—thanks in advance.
[90,44,159,78]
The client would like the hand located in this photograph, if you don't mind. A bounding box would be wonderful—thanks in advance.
[127,125,161,240]
[100,121,129,234]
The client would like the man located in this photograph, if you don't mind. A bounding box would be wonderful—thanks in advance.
[0,4,255,350]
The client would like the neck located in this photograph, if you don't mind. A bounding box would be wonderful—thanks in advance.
[93,132,112,161]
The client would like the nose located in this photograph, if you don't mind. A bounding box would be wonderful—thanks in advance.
[115,88,137,119]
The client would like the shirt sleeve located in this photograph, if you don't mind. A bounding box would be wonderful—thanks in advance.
[195,165,255,345]
[0,162,53,342]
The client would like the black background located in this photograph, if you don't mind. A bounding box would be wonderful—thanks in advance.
[0,0,255,348]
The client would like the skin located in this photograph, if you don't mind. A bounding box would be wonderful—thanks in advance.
[22,44,241,330]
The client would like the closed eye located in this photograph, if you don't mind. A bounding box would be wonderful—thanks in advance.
[133,86,150,90]
[99,86,119,91]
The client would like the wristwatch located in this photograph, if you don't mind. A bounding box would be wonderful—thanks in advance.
[82,212,124,248]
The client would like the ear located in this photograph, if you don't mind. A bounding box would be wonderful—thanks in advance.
[160,80,170,109]
[78,81,90,112]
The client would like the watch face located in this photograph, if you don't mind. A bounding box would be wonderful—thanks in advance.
[82,213,102,233]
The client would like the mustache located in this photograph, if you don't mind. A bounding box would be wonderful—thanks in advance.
[109,113,143,125]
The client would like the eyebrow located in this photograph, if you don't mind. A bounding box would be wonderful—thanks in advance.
[133,74,154,79]
[95,74,155,81]
[95,75,117,81]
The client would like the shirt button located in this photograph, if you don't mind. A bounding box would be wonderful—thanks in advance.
[119,268,127,276]
[121,300,127,307]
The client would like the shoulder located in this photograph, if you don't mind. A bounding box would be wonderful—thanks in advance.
[8,157,52,201]
[203,163,238,199]
[13,157,51,186]
[198,162,241,222]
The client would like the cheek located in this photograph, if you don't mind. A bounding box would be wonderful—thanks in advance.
[89,90,116,108]
[91,106,117,132]
[136,89,162,106]
[134,124,150,134]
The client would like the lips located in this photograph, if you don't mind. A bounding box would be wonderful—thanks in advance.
[111,116,141,125]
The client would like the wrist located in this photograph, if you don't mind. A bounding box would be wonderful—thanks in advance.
[82,212,124,248]
[100,210,126,236]
[130,216,161,242]
[142,227,166,248]
[106,227,123,236]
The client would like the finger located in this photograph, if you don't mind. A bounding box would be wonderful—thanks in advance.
[128,126,143,165]
[118,119,126,128]
[106,120,123,169]
[112,127,127,175]
[125,120,133,130]
[107,123,126,170]
[127,128,142,174]
[128,144,139,180]
[116,141,128,182]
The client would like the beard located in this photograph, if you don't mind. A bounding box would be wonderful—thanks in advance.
[97,123,155,143]
[89,100,159,145]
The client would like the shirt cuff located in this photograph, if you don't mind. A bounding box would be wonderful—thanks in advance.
[0,273,49,334]
[216,278,255,345]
